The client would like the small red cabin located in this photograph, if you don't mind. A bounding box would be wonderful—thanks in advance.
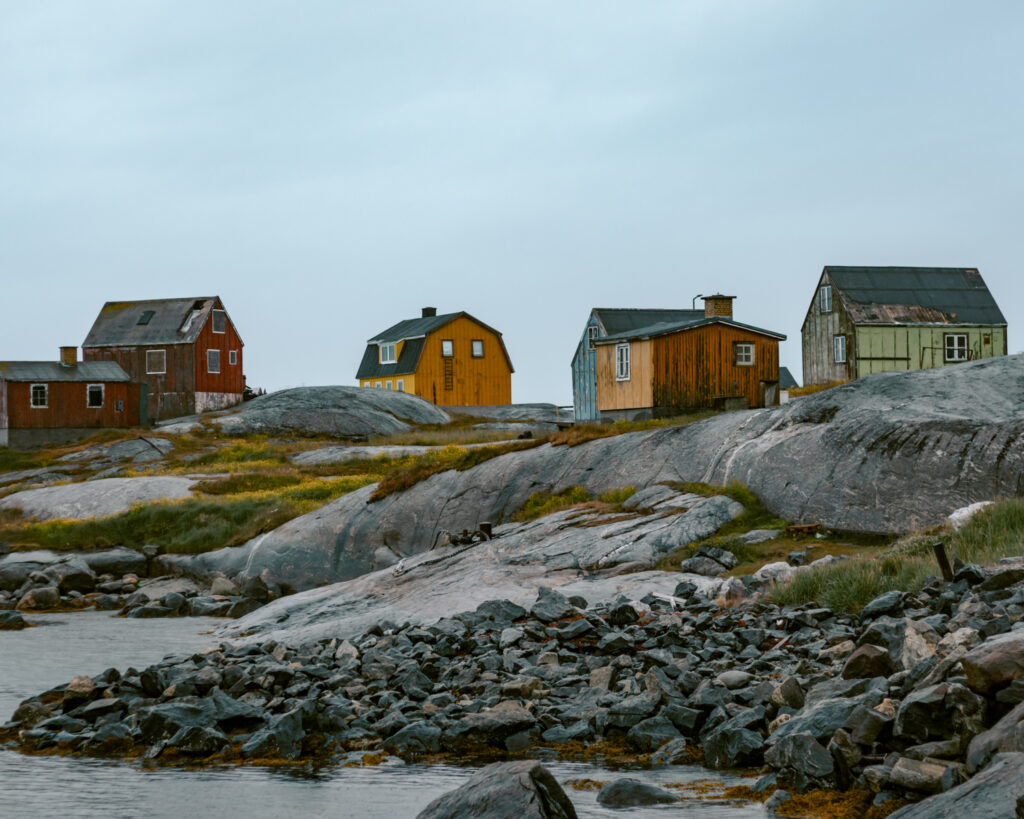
[0,347,144,449]
[82,296,245,422]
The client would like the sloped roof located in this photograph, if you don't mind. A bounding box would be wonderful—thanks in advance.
[593,308,705,335]
[0,361,132,383]
[82,297,237,347]
[368,312,462,344]
[597,316,786,343]
[825,267,1005,326]
[355,338,425,380]
[779,366,799,390]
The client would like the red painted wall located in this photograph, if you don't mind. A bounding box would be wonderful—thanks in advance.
[194,311,245,394]
[4,380,141,429]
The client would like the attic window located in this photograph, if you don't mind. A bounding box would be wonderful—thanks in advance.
[441,340,454,358]
[820,285,833,313]
[587,325,599,351]
[380,342,397,364]
[212,310,226,334]
[180,309,202,333]
[137,310,155,326]
[472,340,484,358]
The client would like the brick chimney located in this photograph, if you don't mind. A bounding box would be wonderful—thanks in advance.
[59,346,78,367]
[422,307,437,318]
[702,294,735,318]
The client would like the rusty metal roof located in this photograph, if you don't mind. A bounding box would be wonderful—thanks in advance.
[82,297,239,347]
[826,267,1006,326]
[0,361,132,382]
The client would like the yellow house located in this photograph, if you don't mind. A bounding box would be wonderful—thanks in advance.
[356,307,513,406]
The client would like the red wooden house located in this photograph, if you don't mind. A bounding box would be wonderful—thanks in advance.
[0,347,144,449]
[82,297,245,422]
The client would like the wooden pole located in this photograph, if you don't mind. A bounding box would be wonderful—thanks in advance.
[933,541,954,582]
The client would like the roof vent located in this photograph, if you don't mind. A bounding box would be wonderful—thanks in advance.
[60,346,78,367]
[422,307,437,318]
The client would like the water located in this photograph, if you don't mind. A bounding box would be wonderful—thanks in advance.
[0,612,766,817]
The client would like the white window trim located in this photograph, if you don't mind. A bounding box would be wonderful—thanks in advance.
[587,325,599,351]
[385,380,393,390]
[380,342,397,364]
[146,349,166,375]
[615,343,631,381]
[441,340,454,358]
[396,379,404,392]
[30,383,48,408]
[229,350,238,366]
[211,309,227,334]
[833,335,847,364]
[87,383,105,409]
[375,381,382,388]
[944,333,968,362]
[207,349,221,374]
[471,339,484,358]
[735,342,755,366]
[820,285,833,313]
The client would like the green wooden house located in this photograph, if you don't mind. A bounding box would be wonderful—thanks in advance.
[802,266,1007,386]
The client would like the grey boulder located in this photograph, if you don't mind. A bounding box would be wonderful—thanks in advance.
[888,753,1024,818]
[416,760,577,819]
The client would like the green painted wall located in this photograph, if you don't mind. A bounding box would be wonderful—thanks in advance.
[854,326,1006,378]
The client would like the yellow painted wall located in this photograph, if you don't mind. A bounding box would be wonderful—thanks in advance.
[359,374,416,393]
[596,340,653,411]
[415,316,513,406]
[853,326,1006,378]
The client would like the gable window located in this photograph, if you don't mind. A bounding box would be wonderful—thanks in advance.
[87,384,104,408]
[379,342,396,364]
[820,285,832,313]
[441,340,454,357]
[207,349,221,374]
[471,340,484,358]
[30,384,48,408]
[396,379,404,392]
[229,350,238,366]
[833,335,847,364]
[146,349,166,374]
[587,325,600,351]
[212,310,226,334]
[137,310,155,326]
[734,342,755,366]
[945,333,968,362]
[615,343,631,381]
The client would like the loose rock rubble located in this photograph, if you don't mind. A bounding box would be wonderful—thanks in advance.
[7,562,1024,816]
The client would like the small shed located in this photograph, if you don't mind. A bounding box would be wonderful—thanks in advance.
[0,347,144,449]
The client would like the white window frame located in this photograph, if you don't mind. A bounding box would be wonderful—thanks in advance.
[30,383,48,408]
[385,380,393,390]
[734,342,755,366]
[375,381,382,388]
[944,333,968,362]
[211,309,227,334]
[207,349,221,374]
[229,350,238,366]
[833,335,847,364]
[820,285,833,313]
[441,340,454,358]
[146,349,166,375]
[471,339,484,358]
[379,342,397,364]
[587,325,599,351]
[396,379,404,392]
[615,343,631,381]
[86,384,104,408]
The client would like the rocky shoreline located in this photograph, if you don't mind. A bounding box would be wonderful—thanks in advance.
[7,557,1024,816]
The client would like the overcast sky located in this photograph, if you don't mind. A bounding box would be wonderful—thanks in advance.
[2,1,1022,403]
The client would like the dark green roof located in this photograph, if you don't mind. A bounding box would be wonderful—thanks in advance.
[825,266,1005,326]
[593,308,704,335]
[367,313,462,344]
[597,316,786,343]
[355,338,425,380]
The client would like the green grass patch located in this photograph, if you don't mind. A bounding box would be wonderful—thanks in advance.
[191,440,288,468]
[599,486,635,505]
[194,473,303,495]
[512,486,591,522]
[0,449,51,473]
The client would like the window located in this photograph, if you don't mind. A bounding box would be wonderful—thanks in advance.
[375,381,382,388]
[207,349,221,373]
[116,399,124,412]
[385,380,393,390]
[820,285,833,313]
[212,310,226,333]
[945,334,968,362]
[229,350,238,366]
[379,342,396,364]
[833,335,847,363]
[396,379,404,392]
[87,384,104,408]
[471,340,484,358]
[137,310,154,326]
[734,342,755,366]
[587,325,599,351]
[30,384,48,408]
[146,350,166,374]
[615,343,630,381]
[441,340,454,357]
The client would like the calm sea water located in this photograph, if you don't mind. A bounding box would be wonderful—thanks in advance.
[0,611,765,818]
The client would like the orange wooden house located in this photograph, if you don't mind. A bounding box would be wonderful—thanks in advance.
[356,308,513,406]
[593,295,785,421]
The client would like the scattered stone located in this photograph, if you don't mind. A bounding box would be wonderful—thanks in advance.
[596,778,677,808]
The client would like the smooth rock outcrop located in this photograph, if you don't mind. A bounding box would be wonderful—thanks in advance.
[416,760,577,819]
[0,477,196,521]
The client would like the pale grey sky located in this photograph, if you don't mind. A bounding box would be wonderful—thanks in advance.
[2,1,1022,403]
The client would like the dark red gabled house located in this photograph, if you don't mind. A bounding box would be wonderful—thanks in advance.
[82,296,245,422]
[0,347,144,449]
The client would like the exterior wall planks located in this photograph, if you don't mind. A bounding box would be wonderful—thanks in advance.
[413,316,512,406]
[595,340,653,412]
[84,345,195,421]
[2,380,141,435]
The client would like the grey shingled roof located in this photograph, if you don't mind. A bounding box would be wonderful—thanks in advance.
[597,316,786,343]
[593,308,705,335]
[355,338,426,380]
[82,297,230,347]
[0,361,132,383]
[825,267,1006,326]
[779,366,799,390]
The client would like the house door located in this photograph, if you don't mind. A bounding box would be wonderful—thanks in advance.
[760,381,779,407]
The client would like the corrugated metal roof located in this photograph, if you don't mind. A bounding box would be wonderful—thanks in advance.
[597,316,786,342]
[82,297,234,347]
[593,308,705,335]
[826,267,1006,326]
[0,361,132,382]
[355,338,425,380]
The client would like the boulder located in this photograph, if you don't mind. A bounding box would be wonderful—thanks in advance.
[596,779,677,808]
[858,617,940,671]
[842,644,896,679]
[444,701,536,751]
[888,753,1024,818]
[962,631,1024,694]
[530,587,575,623]
[16,586,60,611]
[384,721,442,756]
[0,609,26,629]
[82,548,148,577]
[416,760,578,819]
[0,477,196,521]
[765,732,835,792]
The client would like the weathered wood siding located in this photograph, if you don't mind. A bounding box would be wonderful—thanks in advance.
[414,316,512,406]
[652,324,780,410]
[3,380,141,430]
[595,340,653,412]
[801,271,855,386]
[854,325,1007,377]
[571,313,602,422]
[84,345,196,420]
